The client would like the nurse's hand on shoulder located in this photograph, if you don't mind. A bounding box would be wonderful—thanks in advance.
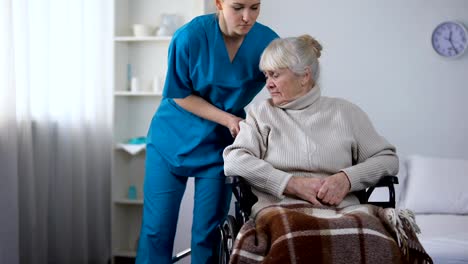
[226,115,243,138]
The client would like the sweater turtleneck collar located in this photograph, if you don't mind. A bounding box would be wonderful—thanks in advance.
[276,85,321,110]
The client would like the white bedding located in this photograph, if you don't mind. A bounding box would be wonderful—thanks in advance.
[378,155,468,264]
[416,214,468,264]
[356,155,468,263]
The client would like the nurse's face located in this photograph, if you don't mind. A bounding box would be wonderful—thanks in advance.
[264,68,311,106]
[216,0,261,37]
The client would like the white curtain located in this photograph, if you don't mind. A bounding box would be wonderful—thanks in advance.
[0,0,112,263]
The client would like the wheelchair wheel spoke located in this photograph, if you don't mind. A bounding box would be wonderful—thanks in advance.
[218,215,239,264]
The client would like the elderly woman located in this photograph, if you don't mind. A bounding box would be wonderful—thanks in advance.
[221,35,434,264]
[223,34,398,218]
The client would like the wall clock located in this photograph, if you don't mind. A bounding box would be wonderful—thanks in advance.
[431,21,468,58]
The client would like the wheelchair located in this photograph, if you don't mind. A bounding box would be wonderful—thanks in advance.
[216,175,399,264]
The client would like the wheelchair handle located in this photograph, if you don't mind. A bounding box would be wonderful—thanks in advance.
[225,175,240,185]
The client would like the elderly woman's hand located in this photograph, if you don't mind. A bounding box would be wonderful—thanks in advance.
[317,172,350,206]
[285,176,324,206]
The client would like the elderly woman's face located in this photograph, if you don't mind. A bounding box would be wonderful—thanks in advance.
[264,68,309,106]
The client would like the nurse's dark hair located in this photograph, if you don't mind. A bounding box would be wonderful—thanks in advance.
[259,34,322,81]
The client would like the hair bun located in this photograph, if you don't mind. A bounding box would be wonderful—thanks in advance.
[298,34,322,58]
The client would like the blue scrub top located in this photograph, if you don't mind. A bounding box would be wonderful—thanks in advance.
[147,14,278,177]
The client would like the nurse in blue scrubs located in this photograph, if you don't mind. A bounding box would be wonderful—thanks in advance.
[136,0,278,263]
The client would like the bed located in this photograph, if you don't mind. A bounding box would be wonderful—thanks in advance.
[371,155,468,264]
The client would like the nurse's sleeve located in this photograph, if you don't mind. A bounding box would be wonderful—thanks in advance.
[223,109,292,199]
[162,31,193,99]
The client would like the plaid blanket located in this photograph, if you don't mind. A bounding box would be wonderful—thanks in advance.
[230,204,432,264]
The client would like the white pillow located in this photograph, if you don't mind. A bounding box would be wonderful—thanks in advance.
[402,155,468,214]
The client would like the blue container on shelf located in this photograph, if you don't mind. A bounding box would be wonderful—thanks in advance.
[127,185,138,200]
[127,136,146,145]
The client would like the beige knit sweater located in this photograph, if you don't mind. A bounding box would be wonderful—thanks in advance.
[223,85,398,218]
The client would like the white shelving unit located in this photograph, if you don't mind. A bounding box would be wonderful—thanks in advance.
[111,0,216,263]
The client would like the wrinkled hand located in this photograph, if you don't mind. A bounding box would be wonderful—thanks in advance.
[285,177,324,206]
[226,115,243,138]
[317,172,350,206]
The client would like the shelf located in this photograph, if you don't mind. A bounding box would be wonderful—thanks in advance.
[115,143,146,155]
[114,36,172,42]
[113,250,137,258]
[114,199,144,205]
[114,91,162,97]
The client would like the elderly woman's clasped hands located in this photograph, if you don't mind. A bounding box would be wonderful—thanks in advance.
[285,172,351,206]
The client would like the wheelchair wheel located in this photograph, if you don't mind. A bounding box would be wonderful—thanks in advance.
[218,215,238,264]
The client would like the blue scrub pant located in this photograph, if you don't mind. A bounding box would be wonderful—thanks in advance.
[136,144,231,264]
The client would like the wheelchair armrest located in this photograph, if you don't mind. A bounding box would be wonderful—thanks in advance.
[227,174,399,221]
[357,175,399,208]
[373,175,399,187]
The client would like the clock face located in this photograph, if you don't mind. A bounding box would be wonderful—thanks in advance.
[431,21,468,58]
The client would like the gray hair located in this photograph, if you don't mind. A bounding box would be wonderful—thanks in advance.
[260,34,322,80]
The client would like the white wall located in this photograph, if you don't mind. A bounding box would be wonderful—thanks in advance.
[257,0,468,159]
